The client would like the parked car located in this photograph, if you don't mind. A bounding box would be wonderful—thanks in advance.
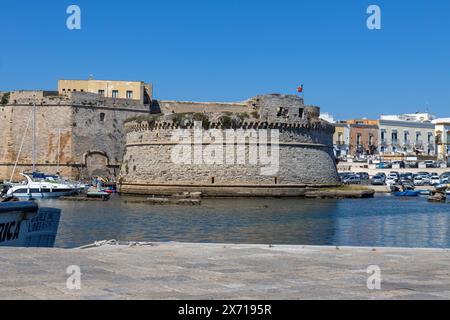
[414,174,431,186]
[424,160,436,168]
[430,173,441,185]
[376,162,392,169]
[371,175,386,185]
[440,172,450,180]
[376,172,387,179]
[357,172,370,180]
[399,173,413,184]
[342,175,361,185]
[406,161,419,168]
[386,176,398,185]
[391,161,406,168]
[413,176,425,186]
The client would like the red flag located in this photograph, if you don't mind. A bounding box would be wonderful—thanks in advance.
[297,85,303,93]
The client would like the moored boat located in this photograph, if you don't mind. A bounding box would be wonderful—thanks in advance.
[393,190,420,197]
[5,173,79,199]
[0,200,61,247]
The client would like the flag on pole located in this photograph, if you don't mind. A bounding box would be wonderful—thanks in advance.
[297,84,304,93]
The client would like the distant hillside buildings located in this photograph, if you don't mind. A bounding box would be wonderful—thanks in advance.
[322,112,450,163]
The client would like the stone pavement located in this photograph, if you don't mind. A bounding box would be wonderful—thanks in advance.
[1,242,450,300]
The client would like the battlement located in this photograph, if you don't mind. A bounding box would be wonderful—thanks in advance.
[0,90,149,111]
[124,118,334,133]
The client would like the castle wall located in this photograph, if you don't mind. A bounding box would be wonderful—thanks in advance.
[119,119,339,196]
[157,100,249,115]
[0,104,75,180]
[0,91,150,181]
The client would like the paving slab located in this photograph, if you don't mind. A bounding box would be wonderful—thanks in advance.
[1,243,450,300]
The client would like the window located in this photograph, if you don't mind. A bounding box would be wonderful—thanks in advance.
[428,133,433,143]
[337,133,343,144]
[416,132,421,142]
[81,89,84,92]
[98,90,105,96]
[404,131,409,143]
[100,113,105,122]
[356,134,362,145]
[368,135,373,146]
[126,91,133,99]
[392,132,398,143]
[380,131,385,141]
[112,90,119,98]
[62,89,66,92]
[73,89,77,92]
[299,108,304,118]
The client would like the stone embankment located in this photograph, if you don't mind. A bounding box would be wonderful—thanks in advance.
[1,242,450,299]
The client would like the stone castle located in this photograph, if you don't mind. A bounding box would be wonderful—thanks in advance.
[0,80,339,196]
[120,94,340,197]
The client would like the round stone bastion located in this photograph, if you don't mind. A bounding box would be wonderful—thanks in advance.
[118,94,340,197]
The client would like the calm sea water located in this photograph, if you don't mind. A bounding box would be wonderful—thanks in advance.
[39,195,450,249]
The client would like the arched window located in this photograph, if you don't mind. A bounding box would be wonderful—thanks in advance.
[100,113,105,122]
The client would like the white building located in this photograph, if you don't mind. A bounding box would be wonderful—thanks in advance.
[380,113,436,122]
[379,113,435,156]
[433,118,450,163]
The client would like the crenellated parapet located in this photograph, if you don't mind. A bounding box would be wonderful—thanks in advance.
[125,119,334,133]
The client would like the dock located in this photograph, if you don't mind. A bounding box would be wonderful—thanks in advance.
[1,242,450,300]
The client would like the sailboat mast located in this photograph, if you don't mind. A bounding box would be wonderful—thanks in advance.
[57,129,61,173]
[32,102,36,173]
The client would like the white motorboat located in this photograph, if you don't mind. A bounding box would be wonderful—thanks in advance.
[5,173,79,199]
[0,200,61,247]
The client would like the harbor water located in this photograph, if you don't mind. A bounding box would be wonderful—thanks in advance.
[41,195,450,249]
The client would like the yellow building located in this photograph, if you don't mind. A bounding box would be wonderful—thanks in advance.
[58,79,152,104]
[333,122,350,158]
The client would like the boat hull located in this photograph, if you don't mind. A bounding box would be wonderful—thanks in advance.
[0,202,61,247]
[9,190,77,199]
[393,191,420,197]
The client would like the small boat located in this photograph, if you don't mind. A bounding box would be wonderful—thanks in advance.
[5,173,79,199]
[393,190,420,197]
[0,200,61,247]
[417,190,432,196]
[428,192,447,202]
[86,186,111,200]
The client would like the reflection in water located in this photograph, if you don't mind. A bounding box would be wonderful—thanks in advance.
[40,195,450,249]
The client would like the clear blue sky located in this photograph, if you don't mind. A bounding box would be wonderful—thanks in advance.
[0,0,449,120]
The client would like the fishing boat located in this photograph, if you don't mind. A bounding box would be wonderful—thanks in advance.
[5,173,79,199]
[393,190,420,197]
[0,200,61,247]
